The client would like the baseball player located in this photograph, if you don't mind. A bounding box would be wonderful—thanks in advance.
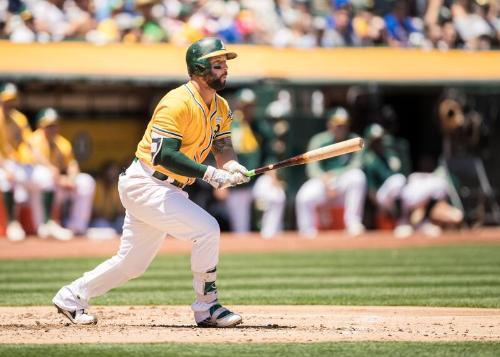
[52,37,249,327]
[362,123,410,237]
[252,169,286,238]
[225,88,275,234]
[29,108,95,240]
[363,123,462,238]
[0,83,55,241]
[295,107,367,238]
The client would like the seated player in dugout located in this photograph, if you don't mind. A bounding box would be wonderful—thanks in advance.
[0,83,61,241]
[28,108,95,240]
[224,87,277,235]
[52,37,249,328]
[362,123,463,239]
[0,82,35,241]
[295,107,367,238]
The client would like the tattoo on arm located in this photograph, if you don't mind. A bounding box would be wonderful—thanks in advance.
[211,137,233,155]
[211,137,237,167]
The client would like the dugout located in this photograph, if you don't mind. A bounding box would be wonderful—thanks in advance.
[1,42,499,228]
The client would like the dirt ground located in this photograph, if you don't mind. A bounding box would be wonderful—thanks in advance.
[1,228,499,344]
[1,305,499,344]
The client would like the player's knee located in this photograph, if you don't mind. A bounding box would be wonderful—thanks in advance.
[391,173,407,190]
[121,258,150,279]
[193,214,220,242]
[75,173,96,195]
[32,165,55,190]
[432,177,449,200]
[348,168,367,187]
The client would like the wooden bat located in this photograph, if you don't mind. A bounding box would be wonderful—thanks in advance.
[245,137,364,177]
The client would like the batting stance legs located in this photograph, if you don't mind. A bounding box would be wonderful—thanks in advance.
[53,159,231,326]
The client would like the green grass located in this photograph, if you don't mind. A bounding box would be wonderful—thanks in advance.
[1,342,500,357]
[1,245,500,307]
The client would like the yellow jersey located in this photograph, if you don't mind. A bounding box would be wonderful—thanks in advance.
[29,129,75,173]
[135,81,232,185]
[0,115,13,159]
[1,109,33,164]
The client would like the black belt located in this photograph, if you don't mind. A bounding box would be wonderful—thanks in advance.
[134,157,186,189]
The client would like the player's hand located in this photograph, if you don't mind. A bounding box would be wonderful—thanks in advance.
[203,166,244,189]
[222,160,250,184]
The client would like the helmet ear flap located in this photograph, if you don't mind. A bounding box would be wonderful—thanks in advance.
[195,63,207,75]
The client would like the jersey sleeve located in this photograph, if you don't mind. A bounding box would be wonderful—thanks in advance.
[57,136,76,164]
[214,98,232,140]
[151,97,189,141]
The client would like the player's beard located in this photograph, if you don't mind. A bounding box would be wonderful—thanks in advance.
[205,71,226,91]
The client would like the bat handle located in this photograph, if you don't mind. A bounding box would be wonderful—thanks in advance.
[244,169,256,177]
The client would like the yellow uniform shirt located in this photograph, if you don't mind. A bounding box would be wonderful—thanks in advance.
[0,112,14,159]
[135,81,232,186]
[2,109,33,164]
[29,129,75,173]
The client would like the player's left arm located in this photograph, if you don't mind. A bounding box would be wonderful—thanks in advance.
[212,137,250,183]
[211,137,237,168]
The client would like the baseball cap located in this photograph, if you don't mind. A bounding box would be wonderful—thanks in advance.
[328,107,350,126]
[364,123,385,142]
[37,108,60,128]
[236,88,256,105]
[0,83,18,102]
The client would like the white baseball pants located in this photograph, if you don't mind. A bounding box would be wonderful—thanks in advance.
[295,168,367,236]
[226,187,253,233]
[376,173,406,210]
[252,174,286,238]
[401,172,449,210]
[54,159,220,311]
[29,168,95,234]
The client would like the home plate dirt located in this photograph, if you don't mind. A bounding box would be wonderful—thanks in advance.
[1,305,499,344]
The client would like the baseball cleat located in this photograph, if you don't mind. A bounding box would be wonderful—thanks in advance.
[195,303,242,328]
[54,303,97,325]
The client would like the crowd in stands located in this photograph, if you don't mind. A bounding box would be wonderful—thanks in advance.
[1,0,499,50]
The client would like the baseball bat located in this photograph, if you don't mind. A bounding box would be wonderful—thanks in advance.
[245,137,364,177]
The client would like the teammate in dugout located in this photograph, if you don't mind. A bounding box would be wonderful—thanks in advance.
[29,108,95,240]
[295,107,367,238]
[362,123,463,238]
[53,37,249,327]
[0,83,64,241]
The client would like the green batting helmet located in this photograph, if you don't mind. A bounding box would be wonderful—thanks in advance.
[186,37,237,76]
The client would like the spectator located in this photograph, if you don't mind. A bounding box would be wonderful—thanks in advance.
[452,0,495,50]
[29,108,95,238]
[384,0,421,47]
[295,107,367,238]
[322,1,361,47]
[0,0,498,49]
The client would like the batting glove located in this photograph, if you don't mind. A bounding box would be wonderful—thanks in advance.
[223,160,250,184]
[203,166,243,189]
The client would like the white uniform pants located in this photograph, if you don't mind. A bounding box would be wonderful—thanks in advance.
[0,161,53,222]
[295,168,366,236]
[29,168,95,234]
[252,174,286,238]
[376,173,406,210]
[226,187,253,233]
[55,159,220,311]
[401,172,448,210]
